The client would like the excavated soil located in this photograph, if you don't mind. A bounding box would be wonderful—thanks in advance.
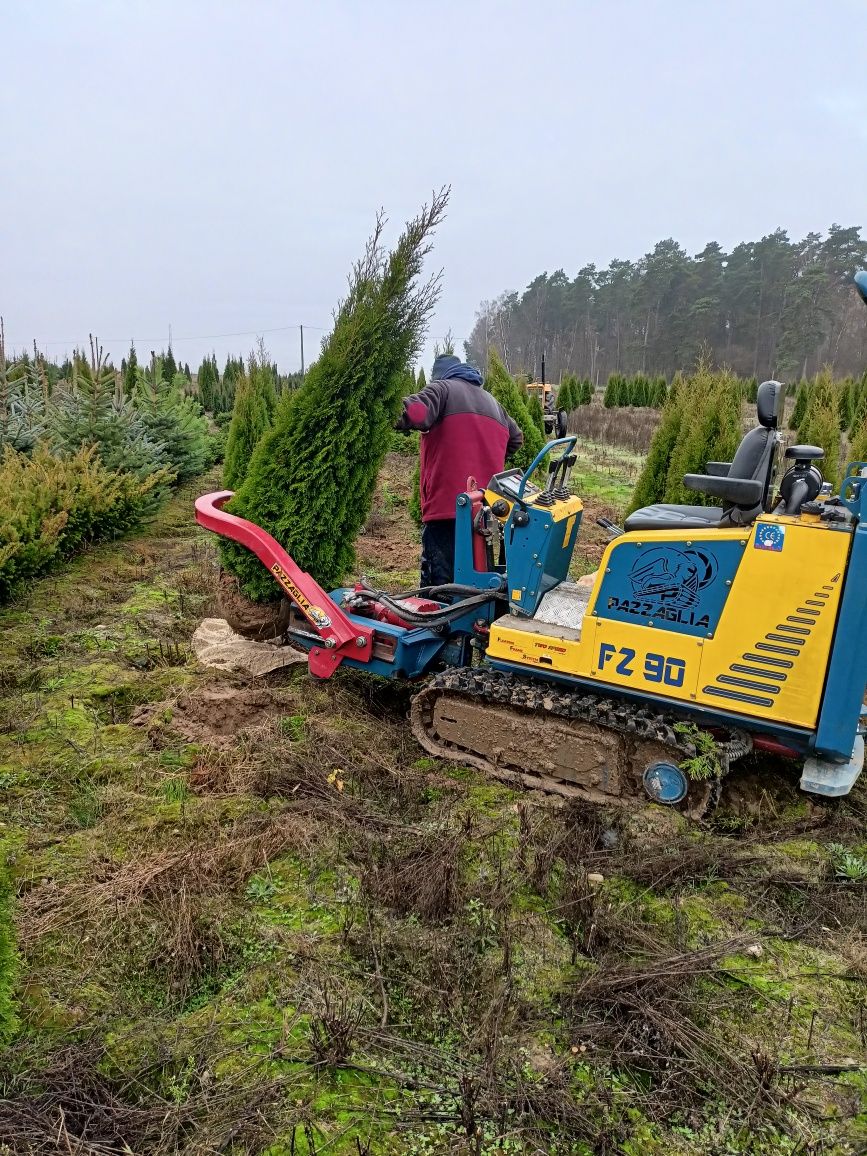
[217,571,290,640]
[133,684,286,747]
[355,453,420,586]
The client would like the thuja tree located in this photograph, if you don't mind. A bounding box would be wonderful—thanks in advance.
[196,354,221,412]
[628,375,685,512]
[800,370,841,486]
[123,343,138,397]
[848,403,867,467]
[790,381,810,430]
[664,366,742,505]
[220,191,448,600]
[486,350,543,471]
[527,392,545,434]
[557,374,577,410]
[838,377,855,431]
[628,364,741,512]
[223,356,278,489]
[848,371,867,436]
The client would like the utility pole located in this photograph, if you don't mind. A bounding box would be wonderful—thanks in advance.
[300,324,305,377]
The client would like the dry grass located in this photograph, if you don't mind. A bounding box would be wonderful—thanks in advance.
[0,1037,295,1156]
[568,403,660,453]
[17,810,312,1000]
[361,826,466,922]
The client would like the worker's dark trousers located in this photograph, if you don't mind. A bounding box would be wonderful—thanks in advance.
[420,519,456,588]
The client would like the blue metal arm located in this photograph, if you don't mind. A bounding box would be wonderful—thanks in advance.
[516,436,578,500]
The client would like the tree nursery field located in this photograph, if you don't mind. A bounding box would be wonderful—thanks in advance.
[1,451,866,1156]
[2,204,867,1154]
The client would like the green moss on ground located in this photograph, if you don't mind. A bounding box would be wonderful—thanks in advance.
[1,465,866,1154]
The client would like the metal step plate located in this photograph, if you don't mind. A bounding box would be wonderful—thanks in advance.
[534,580,591,633]
[800,734,865,797]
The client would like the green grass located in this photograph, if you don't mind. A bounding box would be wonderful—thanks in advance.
[2,464,867,1155]
[569,437,643,508]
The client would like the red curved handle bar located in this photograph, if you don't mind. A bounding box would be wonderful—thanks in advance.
[194,491,372,675]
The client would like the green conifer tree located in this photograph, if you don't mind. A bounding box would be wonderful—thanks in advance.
[0,326,47,454]
[800,370,841,487]
[485,350,544,472]
[124,343,138,397]
[848,372,867,437]
[50,337,167,479]
[628,376,686,512]
[132,354,211,481]
[196,356,214,411]
[790,381,810,430]
[581,379,594,405]
[220,192,448,600]
[527,392,545,434]
[848,407,867,467]
[223,358,278,489]
[837,377,852,431]
[603,376,616,408]
[416,366,426,390]
[664,367,742,505]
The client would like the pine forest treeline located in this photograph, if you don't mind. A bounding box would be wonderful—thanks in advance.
[465,224,867,384]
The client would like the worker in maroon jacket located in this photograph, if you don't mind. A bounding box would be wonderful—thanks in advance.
[396,354,523,588]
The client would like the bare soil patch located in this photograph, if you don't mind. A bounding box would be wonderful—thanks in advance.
[133,684,287,747]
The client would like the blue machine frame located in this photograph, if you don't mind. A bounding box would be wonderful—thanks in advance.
[813,465,867,762]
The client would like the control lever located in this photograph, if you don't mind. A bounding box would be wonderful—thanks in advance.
[597,516,624,538]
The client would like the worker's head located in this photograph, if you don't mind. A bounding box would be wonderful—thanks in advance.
[431,354,462,381]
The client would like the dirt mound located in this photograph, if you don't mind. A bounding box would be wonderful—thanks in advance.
[133,685,286,747]
[217,571,289,640]
[192,618,307,677]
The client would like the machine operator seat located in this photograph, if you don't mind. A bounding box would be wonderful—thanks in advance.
[624,380,783,533]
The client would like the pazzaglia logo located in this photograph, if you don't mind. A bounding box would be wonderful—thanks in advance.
[606,547,719,629]
[628,547,717,609]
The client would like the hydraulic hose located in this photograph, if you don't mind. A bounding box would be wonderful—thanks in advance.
[352,582,505,628]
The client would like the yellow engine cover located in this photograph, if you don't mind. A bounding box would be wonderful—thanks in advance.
[487,515,851,731]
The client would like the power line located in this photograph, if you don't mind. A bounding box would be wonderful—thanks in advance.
[3,322,328,348]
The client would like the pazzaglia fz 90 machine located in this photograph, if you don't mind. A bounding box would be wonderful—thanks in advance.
[196,272,867,817]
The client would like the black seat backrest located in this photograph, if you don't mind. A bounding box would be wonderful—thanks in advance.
[629,381,786,533]
[684,381,786,527]
[721,380,783,523]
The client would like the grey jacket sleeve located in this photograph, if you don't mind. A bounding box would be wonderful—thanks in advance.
[396,380,450,432]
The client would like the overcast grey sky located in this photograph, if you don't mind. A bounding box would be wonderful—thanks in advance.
[3,0,866,374]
